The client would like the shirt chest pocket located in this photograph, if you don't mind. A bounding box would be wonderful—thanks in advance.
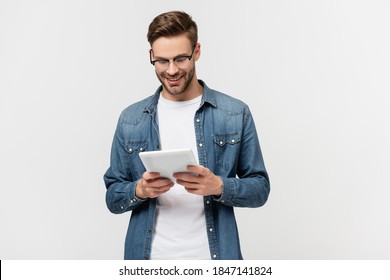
[213,132,241,167]
[125,140,148,177]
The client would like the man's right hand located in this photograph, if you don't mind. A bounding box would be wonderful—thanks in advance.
[135,172,174,199]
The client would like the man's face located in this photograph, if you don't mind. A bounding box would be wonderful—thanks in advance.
[150,35,199,99]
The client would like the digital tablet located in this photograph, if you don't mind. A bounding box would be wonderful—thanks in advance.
[139,148,198,181]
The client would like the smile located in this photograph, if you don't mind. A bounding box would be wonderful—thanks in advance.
[167,76,181,81]
[166,76,183,86]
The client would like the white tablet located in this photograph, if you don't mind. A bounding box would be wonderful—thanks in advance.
[139,148,198,181]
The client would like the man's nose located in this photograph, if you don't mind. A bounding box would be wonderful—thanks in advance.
[166,60,179,75]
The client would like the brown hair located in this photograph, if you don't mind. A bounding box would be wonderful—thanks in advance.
[147,11,198,47]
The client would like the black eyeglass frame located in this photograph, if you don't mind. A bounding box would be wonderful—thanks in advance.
[149,45,197,66]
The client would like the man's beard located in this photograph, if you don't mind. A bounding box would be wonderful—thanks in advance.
[157,66,195,96]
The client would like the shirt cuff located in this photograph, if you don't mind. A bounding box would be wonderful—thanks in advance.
[212,177,235,205]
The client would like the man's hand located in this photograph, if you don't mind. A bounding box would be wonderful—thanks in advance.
[173,165,223,196]
[136,172,174,199]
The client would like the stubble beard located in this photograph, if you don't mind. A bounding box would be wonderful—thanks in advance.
[157,66,196,97]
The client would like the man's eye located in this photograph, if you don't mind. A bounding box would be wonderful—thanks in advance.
[156,59,169,64]
[174,57,188,63]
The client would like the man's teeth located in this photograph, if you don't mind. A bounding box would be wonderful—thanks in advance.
[168,77,180,81]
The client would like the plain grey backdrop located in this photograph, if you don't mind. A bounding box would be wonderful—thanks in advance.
[1,0,389,259]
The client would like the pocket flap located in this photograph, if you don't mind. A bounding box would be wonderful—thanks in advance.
[125,140,148,154]
[214,133,241,147]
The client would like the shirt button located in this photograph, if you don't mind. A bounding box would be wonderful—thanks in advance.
[213,254,217,258]
[219,141,223,145]
[199,143,203,147]
[129,148,133,152]
[196,119,200,123]
[209,228,213,232]
[231,139,235,143]
[206,200,210,204]
[140,148,143,151]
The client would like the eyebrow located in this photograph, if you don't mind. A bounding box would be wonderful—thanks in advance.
[152,51,191,60]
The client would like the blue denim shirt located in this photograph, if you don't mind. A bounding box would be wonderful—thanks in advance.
[104,80,270,260]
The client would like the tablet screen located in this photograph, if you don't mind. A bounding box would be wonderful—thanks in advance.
[139,148,198,181]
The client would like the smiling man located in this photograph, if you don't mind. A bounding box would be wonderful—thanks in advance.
[151,36,199,99]
[104,11,270,260]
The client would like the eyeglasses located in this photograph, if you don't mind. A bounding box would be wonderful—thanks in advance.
[149,45,196,69]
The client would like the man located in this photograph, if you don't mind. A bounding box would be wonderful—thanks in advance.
[104,11,270,260]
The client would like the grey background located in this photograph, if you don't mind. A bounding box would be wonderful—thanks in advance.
[1,0,389,259]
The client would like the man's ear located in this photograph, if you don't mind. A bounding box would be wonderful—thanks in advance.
[194,43,201,61]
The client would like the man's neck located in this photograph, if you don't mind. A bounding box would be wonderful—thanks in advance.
[161,78,203,102]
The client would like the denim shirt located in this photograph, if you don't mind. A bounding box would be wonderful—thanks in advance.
[104,80,270,260]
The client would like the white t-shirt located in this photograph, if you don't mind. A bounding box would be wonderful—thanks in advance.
[150,94,210,260]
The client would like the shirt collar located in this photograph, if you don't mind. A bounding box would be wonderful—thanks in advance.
[144,79,217,113]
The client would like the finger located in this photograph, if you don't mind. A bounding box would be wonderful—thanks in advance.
[186,165,207,176]
[148,183,174,198]
[159,177,174,186]
[152,184,173,193]
[145,178,173,190]
[184,186,203,196]
[176,179,198,190]
[177,175,198,185]
[151,180,174,189]
[142,172,161,180]
[173,171,200,182]
[175,179,187,186]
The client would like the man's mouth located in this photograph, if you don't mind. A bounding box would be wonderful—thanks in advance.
[166,76,182,85]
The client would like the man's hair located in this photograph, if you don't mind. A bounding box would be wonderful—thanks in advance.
[147,11,198,47]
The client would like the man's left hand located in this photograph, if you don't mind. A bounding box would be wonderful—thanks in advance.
[173,165,223,196]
